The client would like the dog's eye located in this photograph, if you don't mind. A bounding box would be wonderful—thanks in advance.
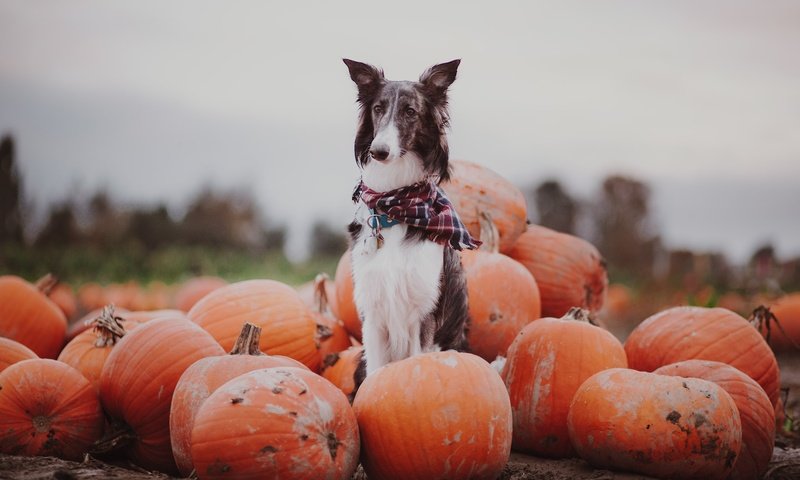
[405,107,417,117]
[373,105,383,115]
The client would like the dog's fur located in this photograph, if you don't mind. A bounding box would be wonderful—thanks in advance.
[343,59,471,384]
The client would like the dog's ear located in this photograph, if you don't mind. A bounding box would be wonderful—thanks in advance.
[419,59,460,101]
[343,59,384,103]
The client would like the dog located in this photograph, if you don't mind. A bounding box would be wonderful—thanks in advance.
[342,59,481,387]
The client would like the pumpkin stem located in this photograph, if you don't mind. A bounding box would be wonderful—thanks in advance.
[562,307,598,326]
[90,419,137,455]
[750,305,800,349]
[92,304,127,347]
[229,322,264,356]
[314,273,331,314]
[35,273,59,296]
[477,211,500,254]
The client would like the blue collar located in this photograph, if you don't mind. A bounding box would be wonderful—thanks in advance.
[367,209,400,229]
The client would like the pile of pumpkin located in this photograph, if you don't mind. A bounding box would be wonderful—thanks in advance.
[0,160,795,480]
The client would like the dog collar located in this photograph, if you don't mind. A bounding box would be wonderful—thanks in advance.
[367,209,400,229]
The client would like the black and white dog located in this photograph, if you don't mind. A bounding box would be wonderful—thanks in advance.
[343,59,481,384]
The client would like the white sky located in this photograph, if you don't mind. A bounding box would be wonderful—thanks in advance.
[1,0,799,262]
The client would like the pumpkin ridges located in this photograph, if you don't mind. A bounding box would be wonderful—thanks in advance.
[0,337,38,373]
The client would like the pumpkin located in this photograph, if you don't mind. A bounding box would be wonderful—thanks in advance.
[625,306,781,407]
[312,273,353,360]
[170,323,308,476]
[461,213,541,361]
[191,367,360,480]
[567,368,742,479]
[353,351,512,480]
[99,317,224,473]
[440,159,527,253]
[333,250,362,341]
[752,294,800,352]
[501,307,627,457]
[508,224,608,318]
[58,305,137,393]
[0,359,104,460]
[321,346,364,399]
[77,282,108,311]
[44,277,78,321]
[0,337,38,374]
[0,275,67,358]
[189,279,321,372]
[174,276,227,312]
[654,360,775,480]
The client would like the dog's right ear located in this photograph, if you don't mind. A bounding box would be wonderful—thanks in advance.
[343,59,384,103]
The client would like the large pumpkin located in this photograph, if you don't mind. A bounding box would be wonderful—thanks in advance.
[188,279,320,371]
[501,308,627,457]
[353,351,512,480]
[508,224,608,318]
[321,345,364,399]
[625,306,780,407]
[461,213,541,361]
[0,359,104,460]
[174,276,228,312]
[0,275,67,358]
[191,367,360,480]
[654,360,775,480]
[568,368,742,479]
[99,317,224,473]
[753,294,800,352]
[440,159,527,253]
[170,323,308,476]
[333,250,362,342]
[0,337,38,374]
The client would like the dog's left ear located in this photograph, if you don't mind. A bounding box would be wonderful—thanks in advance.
[419,59,460,100]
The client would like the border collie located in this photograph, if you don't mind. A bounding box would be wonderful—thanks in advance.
[342,59,481,385]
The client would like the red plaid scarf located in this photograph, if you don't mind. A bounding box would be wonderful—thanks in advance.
[353,180,481,251]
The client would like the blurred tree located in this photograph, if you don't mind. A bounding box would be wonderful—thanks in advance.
[591,175,659,278]
[529,179,576,234]
[0,134,24,244]
[35,202,82,247]
[84,189,129,247]
[126,204,179,250]
[309,220,348,258]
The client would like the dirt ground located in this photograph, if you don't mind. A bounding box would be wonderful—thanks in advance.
[3,354,800,480]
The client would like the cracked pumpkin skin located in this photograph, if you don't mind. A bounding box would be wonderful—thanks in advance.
[190,367,359,480]
[567,368,742,480]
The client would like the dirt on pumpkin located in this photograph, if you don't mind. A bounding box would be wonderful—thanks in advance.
[4,354,800,479]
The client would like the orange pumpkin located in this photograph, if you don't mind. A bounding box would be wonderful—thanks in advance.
[508,224,608,318]
[0,275,67,358]
[58,305,138,393]
[170,323,307,476]
[333,250,362,341]
[753,294,800,352]
[173,276,228,312]
[99,317,224,473]
[461,213,541,361]
[188,279,320,372]
[501,308,627,457]
[321,345,364,398]
[0,359,104,460]
[191,367,360,480]
[311,273,353,361]
[353,351,512,480]
[654,360,775,480]
[625,306,781,407]
[77,282,108,311]
[441,159,527,253]
[45,278,78,321]
[568,368,742,479]
[0,337,38,374]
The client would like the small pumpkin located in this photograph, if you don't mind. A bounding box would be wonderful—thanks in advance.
[0,337,38,374]
[461,213,541,361]
[654,360,775,480]
[752,294,800,352]
[501,308,627,457]
[188,279,321,372]
[353,351,512,480]
[191,367,360,480]
[99,317,224,473]
[170,323,308,476]
[333,250,362,341]
[0,275,67,358]
[311,273,353,360]
[508,224,608,318]
[321,345,364,398]
[173,276,228,312]
[0,359,104,460]
[440,159,528,253]
[625,306,781,407]
[568,368,742,479]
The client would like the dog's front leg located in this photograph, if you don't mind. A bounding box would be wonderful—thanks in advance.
[362,320,392,376]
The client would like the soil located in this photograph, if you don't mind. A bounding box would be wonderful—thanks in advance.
[3,354,800,480]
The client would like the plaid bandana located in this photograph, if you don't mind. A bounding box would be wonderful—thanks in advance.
[353,180,482,251]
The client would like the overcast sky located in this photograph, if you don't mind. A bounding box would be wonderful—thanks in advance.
[1,0,798,262]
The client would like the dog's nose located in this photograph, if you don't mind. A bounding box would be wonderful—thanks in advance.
[370,146,390,161]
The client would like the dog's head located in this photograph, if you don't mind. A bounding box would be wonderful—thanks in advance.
[343,59,460,192]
